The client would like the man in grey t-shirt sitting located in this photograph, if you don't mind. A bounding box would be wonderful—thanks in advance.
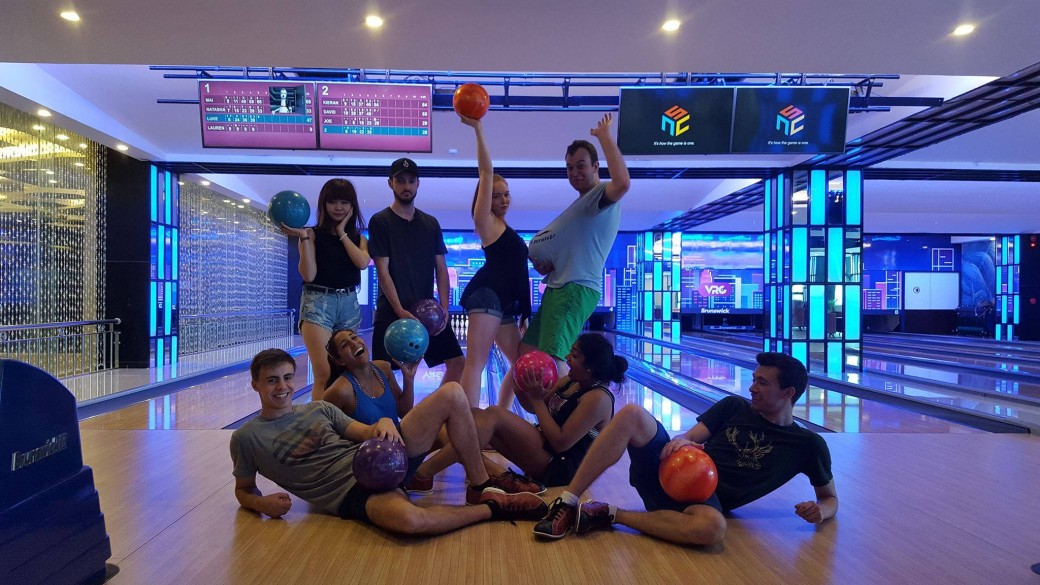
[230,349,547,534]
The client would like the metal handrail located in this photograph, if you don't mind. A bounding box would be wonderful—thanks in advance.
[0,319,122,333]
[180,309,294,320]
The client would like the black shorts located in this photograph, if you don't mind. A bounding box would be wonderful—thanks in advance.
[372,317,463,368]
[628,420,723,514]
[337,455,424,522]
[542,451,582,487]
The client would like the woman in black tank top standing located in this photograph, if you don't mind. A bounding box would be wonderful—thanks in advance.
[457,115,532,407]
[414,333,626,489]
[280,179,370,401]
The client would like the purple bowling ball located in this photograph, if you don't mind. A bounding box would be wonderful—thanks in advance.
[352,438,408,492]
[411,299,447,336]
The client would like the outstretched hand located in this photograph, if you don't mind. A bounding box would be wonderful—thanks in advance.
[590,113,614,140]
[280,224,311,240]
[459,115,482,129]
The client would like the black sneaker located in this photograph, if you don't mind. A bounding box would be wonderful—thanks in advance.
[532,497,576,539]
[575,500,614,534]
[479,488,548,521]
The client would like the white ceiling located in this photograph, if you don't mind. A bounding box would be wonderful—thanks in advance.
[1,0,1038,233]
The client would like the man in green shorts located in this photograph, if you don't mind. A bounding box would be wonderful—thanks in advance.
[498,113,631,407]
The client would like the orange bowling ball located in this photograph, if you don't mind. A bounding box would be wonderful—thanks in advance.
[659,445,718,503]
[453,83,490,120]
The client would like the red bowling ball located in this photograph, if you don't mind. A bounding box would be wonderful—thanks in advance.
[659,445,718,504]
[513,350,559,393]
[453,83,490,120]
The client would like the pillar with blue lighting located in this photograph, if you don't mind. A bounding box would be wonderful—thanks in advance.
[995,235,1020,341]
[149,165,180,370]
[635,231,681,369]
[764,169,863,373]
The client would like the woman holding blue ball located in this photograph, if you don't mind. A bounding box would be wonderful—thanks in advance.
[280,178,370,401]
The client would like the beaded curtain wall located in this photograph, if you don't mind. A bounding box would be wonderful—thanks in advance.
[0,103,108,376]
[178,183,289,354]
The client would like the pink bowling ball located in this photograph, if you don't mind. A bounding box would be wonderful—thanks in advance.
[513,350,559,393]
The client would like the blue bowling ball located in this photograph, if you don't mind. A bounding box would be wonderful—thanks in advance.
[267,190,311,229]
[384,318,429,363]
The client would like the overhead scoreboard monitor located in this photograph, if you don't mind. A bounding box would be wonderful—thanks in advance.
[199,80,317,149]
[316,82,433,152]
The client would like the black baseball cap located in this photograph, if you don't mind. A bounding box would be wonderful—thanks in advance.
[389,158,419,179]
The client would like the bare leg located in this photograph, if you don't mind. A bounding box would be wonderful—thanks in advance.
[497,341,537,411]
[565,404,659,496]
[300,321,333,401]
[613,505,726,546]
[459,312,504,406]
[399,382,489,486]
[365,490,490,535]
[442,355,465,385]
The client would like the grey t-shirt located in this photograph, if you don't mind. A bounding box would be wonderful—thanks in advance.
[527,182,621,292]
[230,401,360,515]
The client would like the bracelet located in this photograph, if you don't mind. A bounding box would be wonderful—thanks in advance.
[339,233,349,241]
[300,236,310,241]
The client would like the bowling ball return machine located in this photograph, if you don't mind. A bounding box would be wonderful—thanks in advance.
[1,359,113,584]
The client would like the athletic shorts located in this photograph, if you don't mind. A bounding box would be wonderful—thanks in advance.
[521,283,599,359]
[628,419,723,514]
[372,315,463,368]
[336,455,425,522]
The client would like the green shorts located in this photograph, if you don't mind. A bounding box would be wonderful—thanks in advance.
[522,283,600,359]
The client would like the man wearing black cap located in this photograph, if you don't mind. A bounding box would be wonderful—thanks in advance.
[368,158,465,382]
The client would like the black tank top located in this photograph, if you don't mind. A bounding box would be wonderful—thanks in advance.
[310,230,362,289]
[544,380,615,459]
[460,225,531,320]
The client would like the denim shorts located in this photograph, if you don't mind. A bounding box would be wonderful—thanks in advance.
[461,286,517,324]
[299,287,361,331]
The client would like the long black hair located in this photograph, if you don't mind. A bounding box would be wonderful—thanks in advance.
[575,333,627,384]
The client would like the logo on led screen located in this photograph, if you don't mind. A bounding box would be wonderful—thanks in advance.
[699,283,733,297]
[776,105,805,136]
[661,105,690,137]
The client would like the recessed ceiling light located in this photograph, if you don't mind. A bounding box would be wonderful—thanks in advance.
[953,23,975,36]
[37,109,52,117]
[74,162,85,167]
[237,204,245,209]
[79,142,88,149]
[178,181,185,185]
[32,124,45,131]
[366,15,384,28]
[242,198,251,203]
[200,180,211,186]
[662,19,681,32]
[56,134,69,140]
[49,179,58,184]
[45,170,55,175]
[115,144,129,151]
[60,10,81,22]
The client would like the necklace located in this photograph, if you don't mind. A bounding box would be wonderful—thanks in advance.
[350,364,388,398]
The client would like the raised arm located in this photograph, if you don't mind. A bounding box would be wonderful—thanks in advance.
[379,360,416,417]
[335,210,371,269]
[234,475,292,519]
[590,113,631,204]
[462,116,500,245]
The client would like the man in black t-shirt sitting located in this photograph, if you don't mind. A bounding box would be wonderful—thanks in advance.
[533,352,838,545]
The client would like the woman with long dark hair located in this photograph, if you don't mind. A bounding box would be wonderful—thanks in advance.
[280,179,369,400]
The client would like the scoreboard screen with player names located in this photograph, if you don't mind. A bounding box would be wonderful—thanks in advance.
[198,80,432,152]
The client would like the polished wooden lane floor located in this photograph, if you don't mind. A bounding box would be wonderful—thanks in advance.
[83,429,1040,585]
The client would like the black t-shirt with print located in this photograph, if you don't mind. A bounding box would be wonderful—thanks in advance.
[699,396,832,511]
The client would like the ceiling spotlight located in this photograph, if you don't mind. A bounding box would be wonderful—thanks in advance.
[60,10,81,21]
[74,162,85,167]
[366,15,384,28]
[32,124,45,131]
[115,144,129,151]
[200,180,211,186]
[662,19,681,32]
[237,204,245,209]
[953,23,975,36]
[242,198,251,203]
[79,143,88,149]
[37,109,52,117]
[56,134,69,140]
[178,181,185,185]
[49,179,58,184]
